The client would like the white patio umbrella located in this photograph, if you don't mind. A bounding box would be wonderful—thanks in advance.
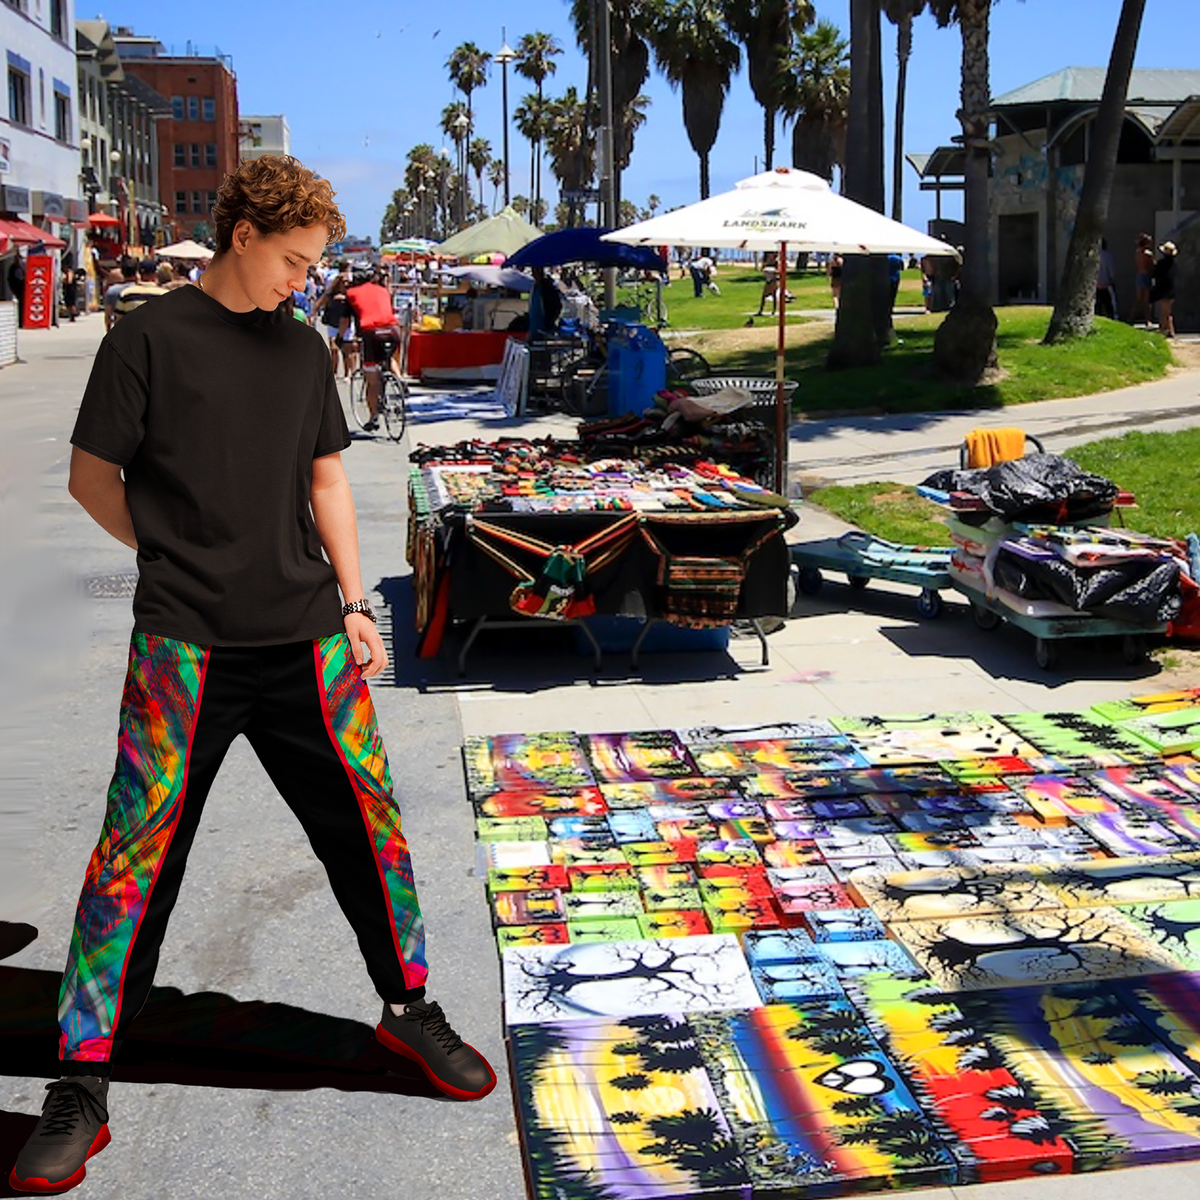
[158,238,213,260]
[602,167,958,492]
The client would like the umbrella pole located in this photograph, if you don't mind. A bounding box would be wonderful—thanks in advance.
[775,242,788,495]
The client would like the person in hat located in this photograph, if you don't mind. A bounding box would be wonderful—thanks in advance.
[1150,241,1178,338]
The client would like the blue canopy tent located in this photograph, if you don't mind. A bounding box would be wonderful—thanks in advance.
[505,228,666,272]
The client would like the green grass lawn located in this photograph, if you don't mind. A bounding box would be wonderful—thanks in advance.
[695,306,1174,415]
[648,267,925,332]
[808,427,1200,545]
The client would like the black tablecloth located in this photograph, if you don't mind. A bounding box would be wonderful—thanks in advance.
[443,508,794,621]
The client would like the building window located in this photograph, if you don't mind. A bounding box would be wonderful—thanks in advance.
[98,87,105,123]
[205,142,217,167]
[202,96,215,121]
[207,190,218,210]
[7,68,29,128]
[50,0,66,39]
[171,95,184,120]
[190,143,201,168]
[187,96,199,121]
[191,190,204,213]
[54,92,70,142]
[174,143,185,168]
[77,74,85,114]
[175,191,187,215]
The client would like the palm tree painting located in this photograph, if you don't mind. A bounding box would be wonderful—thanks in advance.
[646,0,741,200]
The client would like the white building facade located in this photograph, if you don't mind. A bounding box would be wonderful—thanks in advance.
[2,0,85,228]
[238,114,289,161]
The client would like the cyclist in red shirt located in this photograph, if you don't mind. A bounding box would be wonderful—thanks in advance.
[345,270,400,429]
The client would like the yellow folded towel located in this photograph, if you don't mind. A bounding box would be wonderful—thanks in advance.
[964,427,1028,469]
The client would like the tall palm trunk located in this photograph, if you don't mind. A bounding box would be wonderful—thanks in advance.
[1044,0,1146,342]
[764,105,775,170]
[891,11,912,221]
[932,0,997,381]
[828,0,886,369]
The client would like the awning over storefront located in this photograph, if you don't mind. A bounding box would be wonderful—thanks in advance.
[0,219,67,250]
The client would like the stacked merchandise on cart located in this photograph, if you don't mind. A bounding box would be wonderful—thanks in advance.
[921,453,1195,653]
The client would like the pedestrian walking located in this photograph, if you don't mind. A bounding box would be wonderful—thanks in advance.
[9,154,495,1198]
[62,268,79,322]
[101,259,136,332]
[1095,238,1118,320]
[1132,233,1155,327]
[1150,240,1178,338]
[828,253,844,307]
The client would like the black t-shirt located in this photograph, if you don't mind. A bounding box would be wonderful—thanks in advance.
[71,284,351,646]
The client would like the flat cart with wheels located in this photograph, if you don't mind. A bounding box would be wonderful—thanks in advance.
[952,577,1165,671]
[790,531,953,619]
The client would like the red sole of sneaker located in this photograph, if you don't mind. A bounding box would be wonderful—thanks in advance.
[375,1025,497,1100]
[8,1124,111,1194]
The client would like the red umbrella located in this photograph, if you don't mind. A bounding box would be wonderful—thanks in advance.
[86,212,122,228]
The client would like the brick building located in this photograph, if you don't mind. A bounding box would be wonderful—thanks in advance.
[110,30,238,241]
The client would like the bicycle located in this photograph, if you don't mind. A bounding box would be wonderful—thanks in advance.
[348,333,408,442]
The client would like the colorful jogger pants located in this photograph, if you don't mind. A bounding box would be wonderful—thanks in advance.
[58,632,427,1074]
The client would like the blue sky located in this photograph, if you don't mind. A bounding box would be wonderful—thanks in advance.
[93,0,1200,240]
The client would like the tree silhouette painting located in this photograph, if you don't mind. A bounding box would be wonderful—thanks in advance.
[638,1109,746,1186]
[503,935,760,1022]
[891,909,1177,991]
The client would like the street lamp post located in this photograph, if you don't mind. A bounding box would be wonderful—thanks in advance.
[452,113,471,227]
[438,148,450,237]
[109,149,126,253]
[495,33,515,209]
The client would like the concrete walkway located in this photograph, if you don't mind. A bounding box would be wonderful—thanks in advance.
[3,315,1200,1200]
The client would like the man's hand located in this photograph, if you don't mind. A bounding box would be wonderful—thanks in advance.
[345,611,388,678]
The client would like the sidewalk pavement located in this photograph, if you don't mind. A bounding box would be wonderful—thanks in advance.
[3,316,1200,1200]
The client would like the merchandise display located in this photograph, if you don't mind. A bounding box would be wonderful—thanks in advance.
[406,437,796,656]
[462,691,1200,1198]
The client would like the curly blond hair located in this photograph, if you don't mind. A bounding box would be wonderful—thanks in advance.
[212,155,347,252]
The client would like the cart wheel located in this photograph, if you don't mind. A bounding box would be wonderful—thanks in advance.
[972,602,1001,631]
[916,588,943,620]
[1122,634,1148,665]
[1035,638,1059,671]
[847,574,870,591]
[798,566,823,596]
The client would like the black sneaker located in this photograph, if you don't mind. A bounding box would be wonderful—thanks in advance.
[362,418,379,432]
[375,999,496,1100]
[9,1078,111,1194]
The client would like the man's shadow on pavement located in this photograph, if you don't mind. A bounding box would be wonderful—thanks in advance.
[0,923,446,1193]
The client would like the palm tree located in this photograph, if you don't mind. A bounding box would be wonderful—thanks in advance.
[928,0,998,381]
[486,159,506,212]
[514,93,552,223]
[646,0,741,200]
[882,0,925,221]
[618,93,652,180]
[447,41,491,127]
[1044,0,1146,342]
[543,86,596,226]
[726,0,814,170]
[778,18,849,183]
[569,0,654,211]
[467,137,492,210]
[514,32,563,218]
[827,0,889,370]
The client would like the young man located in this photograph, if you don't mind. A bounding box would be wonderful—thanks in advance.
[111,257,168,321]
[10,155,495,1197]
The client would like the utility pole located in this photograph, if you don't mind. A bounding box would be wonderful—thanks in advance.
[595,0,617,309]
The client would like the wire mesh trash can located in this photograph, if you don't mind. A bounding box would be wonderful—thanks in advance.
[691,377,798,492]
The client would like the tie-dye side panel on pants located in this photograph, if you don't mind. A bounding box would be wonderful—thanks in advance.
[59,634,209,1063]
[314,635,427,990]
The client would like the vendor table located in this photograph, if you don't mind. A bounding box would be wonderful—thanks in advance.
[408,462,796,673]
[406,330,523,382]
